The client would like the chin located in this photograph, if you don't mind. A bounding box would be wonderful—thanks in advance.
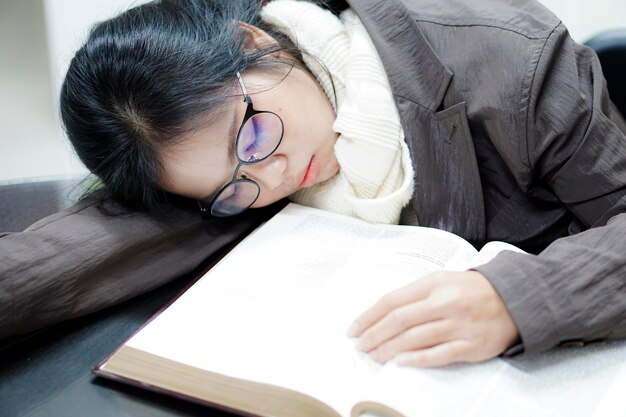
[325,160,340,180]
[319,169,340,185]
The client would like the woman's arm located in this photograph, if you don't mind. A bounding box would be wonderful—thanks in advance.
[348,23,626,366]
[477,23,626,356]
[0,196,277,339]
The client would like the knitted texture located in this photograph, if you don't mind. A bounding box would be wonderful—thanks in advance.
[261,0,415,224]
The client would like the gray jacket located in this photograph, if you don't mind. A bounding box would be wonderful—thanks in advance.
[348,0,626,355]
[2,0,625,356]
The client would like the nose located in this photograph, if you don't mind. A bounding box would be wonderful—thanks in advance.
[245,154,288,190]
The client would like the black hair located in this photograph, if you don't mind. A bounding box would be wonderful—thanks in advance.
[61,0,338,214]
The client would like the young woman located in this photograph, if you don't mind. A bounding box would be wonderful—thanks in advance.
[59,0,626,367]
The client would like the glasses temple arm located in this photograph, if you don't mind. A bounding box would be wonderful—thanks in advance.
[235,71,250,101]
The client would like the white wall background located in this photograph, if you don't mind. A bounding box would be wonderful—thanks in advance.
[0,0,625,182]
[0,0,148,183]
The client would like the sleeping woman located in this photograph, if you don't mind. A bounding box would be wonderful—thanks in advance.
[57,0,626,367]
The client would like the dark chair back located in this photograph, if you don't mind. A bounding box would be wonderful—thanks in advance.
[0,177,83,232]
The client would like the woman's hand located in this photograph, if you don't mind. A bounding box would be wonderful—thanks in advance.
[346,270,520,368]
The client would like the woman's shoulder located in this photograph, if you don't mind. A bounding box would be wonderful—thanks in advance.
[399,0,560,39]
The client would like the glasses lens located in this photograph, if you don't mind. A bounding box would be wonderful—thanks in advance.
[237,112,283,163]
[211,180,260,217]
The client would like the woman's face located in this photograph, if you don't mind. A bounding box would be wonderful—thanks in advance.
[160,65,340,210]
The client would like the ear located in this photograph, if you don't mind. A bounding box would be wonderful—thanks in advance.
[237,21,280,51]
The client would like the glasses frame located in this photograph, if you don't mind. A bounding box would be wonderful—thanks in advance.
[199,72,284,219]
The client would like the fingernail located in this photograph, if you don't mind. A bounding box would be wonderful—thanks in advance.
[346,322,360,337]
[395,353,413,365]
[369,350,381,362]
[355,338,367,351]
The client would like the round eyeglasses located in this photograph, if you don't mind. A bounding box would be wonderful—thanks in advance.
[199,72,284,218]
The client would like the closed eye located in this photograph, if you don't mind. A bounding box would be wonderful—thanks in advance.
[239,115,268,162]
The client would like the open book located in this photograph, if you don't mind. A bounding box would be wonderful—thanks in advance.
[94,203,626,417]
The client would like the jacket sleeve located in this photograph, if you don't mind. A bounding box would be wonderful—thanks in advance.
[476,23,626,356]
[0,196,275,340]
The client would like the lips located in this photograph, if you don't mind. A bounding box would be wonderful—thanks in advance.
[299,155,320,188]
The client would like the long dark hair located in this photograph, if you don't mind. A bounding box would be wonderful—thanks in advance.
[61,0,340,213]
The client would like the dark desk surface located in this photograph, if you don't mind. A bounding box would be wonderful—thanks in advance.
[0,275,237,417]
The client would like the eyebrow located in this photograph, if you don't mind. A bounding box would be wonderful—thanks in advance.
[226,104,239,165]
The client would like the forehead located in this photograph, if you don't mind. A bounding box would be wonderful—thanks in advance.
[159,105,239,199]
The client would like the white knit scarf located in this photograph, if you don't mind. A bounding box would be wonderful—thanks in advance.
[261,0,415,224]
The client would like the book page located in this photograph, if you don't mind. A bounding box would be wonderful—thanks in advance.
[468,240,526,268]
[360,341,626,417]
[356,238,626,417]
[123,204,480,416]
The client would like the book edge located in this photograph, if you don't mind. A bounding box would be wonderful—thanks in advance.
[92,365,259,417]
[97,345,342,417]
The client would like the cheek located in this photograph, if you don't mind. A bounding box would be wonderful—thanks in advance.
[250,189,286,208]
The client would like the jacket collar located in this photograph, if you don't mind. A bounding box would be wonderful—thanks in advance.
[346,0,452,111]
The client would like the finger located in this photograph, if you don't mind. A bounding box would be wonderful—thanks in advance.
[356,301,443,353]
[368,319,453,363]
[347,276,436,338]
[393,340,476,368]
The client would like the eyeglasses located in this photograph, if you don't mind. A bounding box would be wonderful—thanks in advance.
[199,72,285,218]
